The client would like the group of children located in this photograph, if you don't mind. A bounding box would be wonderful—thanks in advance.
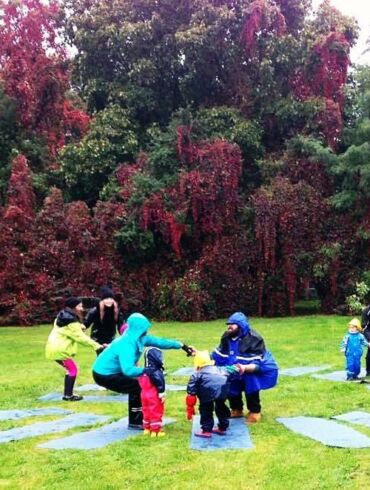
[45,293,370,439]
[45,298,274,437]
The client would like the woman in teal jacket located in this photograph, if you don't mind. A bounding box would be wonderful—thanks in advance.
[92,312,194,428]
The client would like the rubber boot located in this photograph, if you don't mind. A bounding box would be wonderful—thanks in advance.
[246,412,262,423]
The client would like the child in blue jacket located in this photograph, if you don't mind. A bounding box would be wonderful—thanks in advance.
[186,350,237,438]
[340,318,370,381]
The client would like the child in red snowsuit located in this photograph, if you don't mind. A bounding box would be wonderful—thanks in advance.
[139,347,166,437]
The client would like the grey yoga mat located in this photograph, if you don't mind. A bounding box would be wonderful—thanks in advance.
[0,413,110,444]
[312,369,366,382]
[279,366,331,376]
[190,416,253,451]
[333,411,370,428]
[276,416,370,448]
[38,392,128,402]
[38,417,175,450]
[0,407,72,422]
[172,367,195,376]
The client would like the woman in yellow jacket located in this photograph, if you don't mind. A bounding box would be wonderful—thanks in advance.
[46,297,104,401]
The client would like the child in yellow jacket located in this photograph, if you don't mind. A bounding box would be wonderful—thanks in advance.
[46,297,104,401]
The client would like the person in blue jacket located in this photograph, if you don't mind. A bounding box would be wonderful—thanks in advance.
[211,312,278,423]
[186,350,238,438]
[340,318,370,381]
[92,312,194,429]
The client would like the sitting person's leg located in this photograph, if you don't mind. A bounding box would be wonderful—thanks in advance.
[246,390,261,422]
[93,371,142,426]
[228,379,244,417]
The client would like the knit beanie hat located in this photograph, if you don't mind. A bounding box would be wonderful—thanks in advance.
[65,297,80,309]
[100,286,114,300]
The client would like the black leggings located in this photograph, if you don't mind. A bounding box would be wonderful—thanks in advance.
[93,371,142,425]
[228,391,261,413]
[199,398,231,432]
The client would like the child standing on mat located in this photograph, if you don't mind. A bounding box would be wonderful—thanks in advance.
[45,297,105,401]
[186,350,237,438]
[139,347,166,437]
[340,318,370,381]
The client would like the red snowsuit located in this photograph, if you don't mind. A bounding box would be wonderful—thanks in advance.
[139,374,164,432]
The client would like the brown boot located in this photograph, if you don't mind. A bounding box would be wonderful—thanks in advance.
[246,412,261,423]
[230,409,244,418]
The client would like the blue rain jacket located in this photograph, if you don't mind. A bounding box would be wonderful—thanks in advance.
[211,312,278,394]
[340,331,369,378]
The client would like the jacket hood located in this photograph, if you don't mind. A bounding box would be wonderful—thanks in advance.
[56,309,80,327]
[226,312,251,336]
[144,347,163,370]
[126,313,151,339]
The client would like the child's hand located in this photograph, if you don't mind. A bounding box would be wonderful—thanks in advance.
[158,392,166,400]
[186,394,197,420]
[340,348,345,353]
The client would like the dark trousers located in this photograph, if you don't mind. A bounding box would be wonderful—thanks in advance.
[93,371,142,425]
[199,398,231,432]
[229,390,261,413]
[366,348,370,375]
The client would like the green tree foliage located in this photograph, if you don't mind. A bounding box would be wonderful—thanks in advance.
[60,105,139,203]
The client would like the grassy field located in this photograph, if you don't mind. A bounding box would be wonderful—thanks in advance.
[0,315,369,490]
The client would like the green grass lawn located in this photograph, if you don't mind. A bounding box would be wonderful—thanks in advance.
[0,315,369,490]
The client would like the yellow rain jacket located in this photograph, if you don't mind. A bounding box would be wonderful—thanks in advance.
[46,309,100,360]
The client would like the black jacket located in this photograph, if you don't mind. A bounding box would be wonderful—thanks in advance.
[218,328,266,357]
[56,309,80,327]
[84,306,124,344]
[361,306,370,341]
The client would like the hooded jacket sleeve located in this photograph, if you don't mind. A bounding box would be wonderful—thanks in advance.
[118,347,145,377]
[187,372,199,396]
[360,333,370,347]
[340,334,349,352]
[63,322,100,350]
[144,335,182,350]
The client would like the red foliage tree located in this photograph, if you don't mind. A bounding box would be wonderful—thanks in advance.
[0,0,90,156]
[140,138,242,259]
[252,177,327,315]
[291,29,350,149]
[92,200,126,291]
[242,0,286,59]
[0,155,36,323]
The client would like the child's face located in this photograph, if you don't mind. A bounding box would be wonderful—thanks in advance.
[349,325,358,333]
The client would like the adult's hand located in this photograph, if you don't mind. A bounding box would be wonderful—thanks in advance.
[182,344,196,356]
[236,363,258,374]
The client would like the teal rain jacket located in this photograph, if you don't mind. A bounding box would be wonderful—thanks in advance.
[92,312,182,377]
